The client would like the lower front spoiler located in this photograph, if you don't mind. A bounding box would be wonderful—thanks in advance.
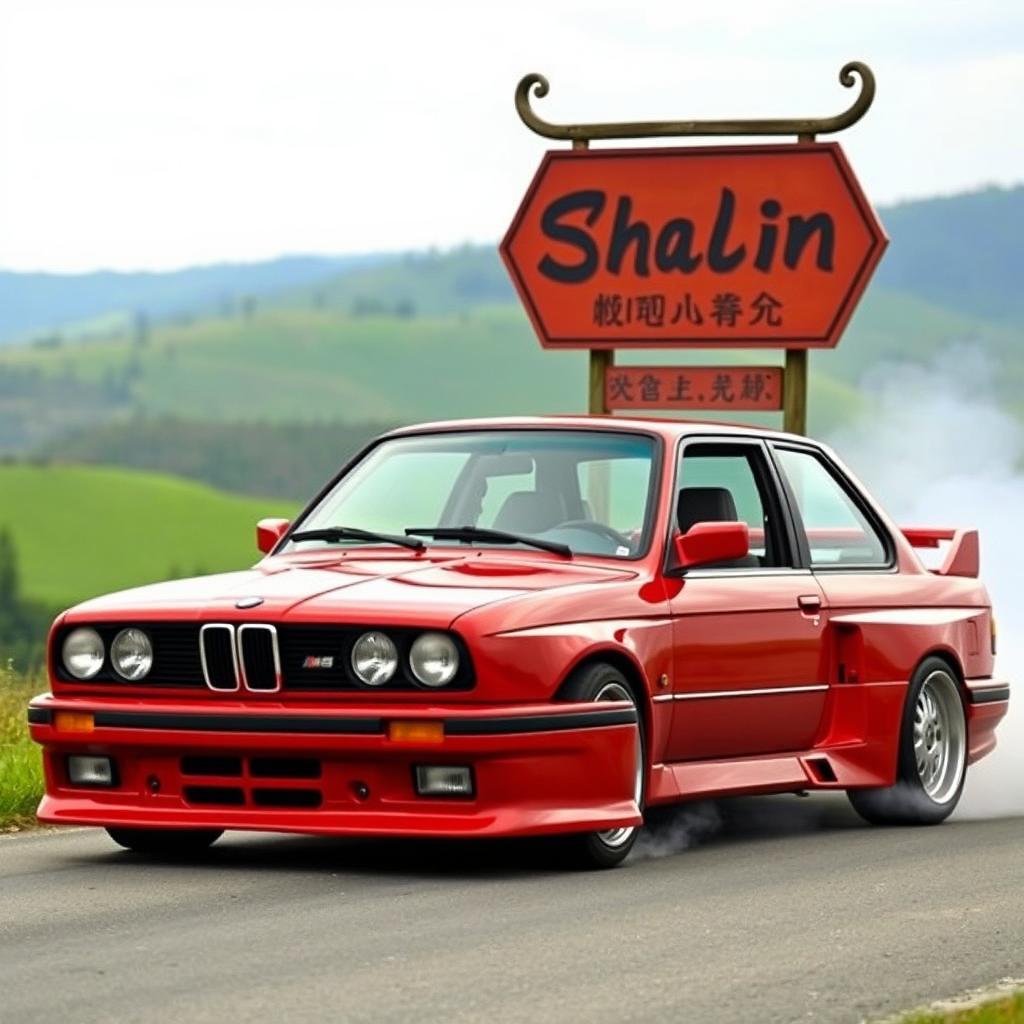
[28,695,641,839]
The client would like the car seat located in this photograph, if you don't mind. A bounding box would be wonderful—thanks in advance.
[677,486,760,568]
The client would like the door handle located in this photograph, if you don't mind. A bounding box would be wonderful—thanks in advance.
[797,594,822,613]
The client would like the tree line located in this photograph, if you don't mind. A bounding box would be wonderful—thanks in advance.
[39,417,396,500]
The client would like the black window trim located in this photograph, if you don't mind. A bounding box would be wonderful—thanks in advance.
[767,441,897,574]
[663,434,805,577]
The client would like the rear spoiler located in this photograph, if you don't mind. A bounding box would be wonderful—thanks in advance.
[902,528,979,578]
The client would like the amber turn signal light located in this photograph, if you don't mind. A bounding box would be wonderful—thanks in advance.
[388,720,444,744]
[53,711,95,734]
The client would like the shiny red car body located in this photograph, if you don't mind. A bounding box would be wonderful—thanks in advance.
[28,417,1008,866]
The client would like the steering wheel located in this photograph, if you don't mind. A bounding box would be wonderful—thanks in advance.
[550,520,633,551]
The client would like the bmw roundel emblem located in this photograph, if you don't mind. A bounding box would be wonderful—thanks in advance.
[235,596,264,609]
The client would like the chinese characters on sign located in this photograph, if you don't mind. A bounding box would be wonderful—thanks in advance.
[604,366,783,411]
[592,291,783,331]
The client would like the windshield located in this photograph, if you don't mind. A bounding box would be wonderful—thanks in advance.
[288,430,659,559]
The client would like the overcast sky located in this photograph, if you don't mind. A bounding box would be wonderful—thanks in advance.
[0,0,1021,272]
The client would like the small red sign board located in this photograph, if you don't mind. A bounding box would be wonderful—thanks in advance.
[501,143,887,350]
[604,366,782,411]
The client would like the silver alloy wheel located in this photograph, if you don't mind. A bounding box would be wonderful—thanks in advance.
[913,669,966,804]
[593,681,643,848]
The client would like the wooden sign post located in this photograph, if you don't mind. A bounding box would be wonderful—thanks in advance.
[500,64,888,434]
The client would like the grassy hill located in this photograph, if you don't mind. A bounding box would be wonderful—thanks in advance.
[36,418,391,501]
[3,282,1013,441]
[0,255,383,346]
[0,183,1020,496]
[0,305,588,427]
[873,185,1024,325]
[281,245,516,317]
[0,465,294,610]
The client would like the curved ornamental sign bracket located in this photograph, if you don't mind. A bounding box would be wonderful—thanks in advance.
[513,61,876,142]
[500,143,887,350]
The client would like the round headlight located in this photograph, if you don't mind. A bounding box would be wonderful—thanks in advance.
[111,628,153,681]
[409,632,459,688]
[351,631,398,686]
[62,628,105,680]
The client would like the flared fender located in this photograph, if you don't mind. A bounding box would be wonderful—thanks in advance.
[827,606,989,685]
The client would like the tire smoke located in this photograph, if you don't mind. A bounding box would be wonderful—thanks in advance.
[630,801,723,861]
[828,347,1024,818]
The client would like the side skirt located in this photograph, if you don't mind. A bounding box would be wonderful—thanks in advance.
[646,744,892,805]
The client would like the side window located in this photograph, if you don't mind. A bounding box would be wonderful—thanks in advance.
[773,447,889,567]
[677,444,791,568]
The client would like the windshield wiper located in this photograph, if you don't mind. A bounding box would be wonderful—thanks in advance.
[405,526,572,558]
[287,526,424,551]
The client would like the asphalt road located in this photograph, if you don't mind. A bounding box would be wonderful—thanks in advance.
[2,796,1022,1024]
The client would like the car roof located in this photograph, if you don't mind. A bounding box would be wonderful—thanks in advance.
[382,414,815,447]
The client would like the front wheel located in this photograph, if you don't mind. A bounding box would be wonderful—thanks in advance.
[106,827,223,855]
[555,661,644,869]
[848,658,967,825]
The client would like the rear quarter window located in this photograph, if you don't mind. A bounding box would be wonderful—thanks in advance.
[774,446,889,568]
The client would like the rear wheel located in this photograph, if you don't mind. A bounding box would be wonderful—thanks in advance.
[848,658,967,825]
[106,827,223,855]
[555,661,644,869]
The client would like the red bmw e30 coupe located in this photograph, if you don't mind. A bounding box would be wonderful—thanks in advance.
[28,417,1009,867]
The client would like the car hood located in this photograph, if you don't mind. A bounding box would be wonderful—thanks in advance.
[65,552,638,629]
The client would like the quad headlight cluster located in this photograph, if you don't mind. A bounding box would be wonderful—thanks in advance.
[59,625,462,689]
[351,630,460,688]
[61,627,153,681]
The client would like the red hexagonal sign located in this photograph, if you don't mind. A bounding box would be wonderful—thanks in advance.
[500,143,887,349]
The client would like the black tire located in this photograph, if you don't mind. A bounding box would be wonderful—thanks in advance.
[553,661,645,869]
[848,657,967,826]
[106,827,223,855]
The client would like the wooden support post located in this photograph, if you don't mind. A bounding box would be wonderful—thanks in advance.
[589,349,613,414]
[781,131,816,436]
[783,348,808,435]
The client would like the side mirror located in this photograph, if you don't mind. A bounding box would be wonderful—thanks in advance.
[256,518,291,554]
[673,521,750,569]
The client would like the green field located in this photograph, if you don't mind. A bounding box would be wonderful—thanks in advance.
[0,305,588,426]
[2,287,1006,447]
[0,464,295,611]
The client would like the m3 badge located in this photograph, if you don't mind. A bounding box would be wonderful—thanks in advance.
[303,656,335,669]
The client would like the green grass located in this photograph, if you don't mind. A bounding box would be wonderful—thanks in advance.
[0,464,295,611]
[895,991,1024,1023]
[0,664,45,828]
[0,305,588,424]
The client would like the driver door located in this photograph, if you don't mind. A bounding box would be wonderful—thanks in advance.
[666,439,829,762]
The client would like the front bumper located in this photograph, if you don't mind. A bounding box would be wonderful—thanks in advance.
[28,694,641,838]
